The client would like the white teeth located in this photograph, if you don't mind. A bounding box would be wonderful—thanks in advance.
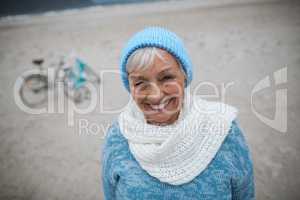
[149,100,169,110]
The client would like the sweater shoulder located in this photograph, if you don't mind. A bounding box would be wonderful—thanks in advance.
[221,120,253,175]
[102,120,128,156]
[225,120,250,153]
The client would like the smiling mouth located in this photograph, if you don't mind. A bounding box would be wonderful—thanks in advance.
[144,97,175,112]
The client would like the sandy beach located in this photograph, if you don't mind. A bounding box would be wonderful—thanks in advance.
[0,0,300,199]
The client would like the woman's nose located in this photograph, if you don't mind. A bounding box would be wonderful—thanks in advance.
[146,82,164,104]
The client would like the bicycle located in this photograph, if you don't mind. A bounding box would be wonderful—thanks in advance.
[17,55,100,108]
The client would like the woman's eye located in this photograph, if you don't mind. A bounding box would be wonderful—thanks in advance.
[134,81,144,86]
[162,75,174,81]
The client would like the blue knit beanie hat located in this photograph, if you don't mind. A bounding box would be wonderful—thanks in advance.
[120,26,193,92]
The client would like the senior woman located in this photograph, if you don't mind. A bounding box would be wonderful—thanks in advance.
[101,27,255,200]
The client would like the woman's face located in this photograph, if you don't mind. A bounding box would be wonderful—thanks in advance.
[128,49,186,125]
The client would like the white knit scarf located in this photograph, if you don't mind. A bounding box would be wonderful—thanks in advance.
[118,92,238,185]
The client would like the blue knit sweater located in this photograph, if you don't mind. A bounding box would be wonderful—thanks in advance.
[101,120,255,200]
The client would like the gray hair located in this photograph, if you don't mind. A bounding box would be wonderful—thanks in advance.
[126,47,186,77]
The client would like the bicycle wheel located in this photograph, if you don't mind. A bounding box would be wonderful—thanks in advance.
[19,73,48,108]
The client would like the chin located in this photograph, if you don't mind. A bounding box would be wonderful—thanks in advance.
[144,112,180,125]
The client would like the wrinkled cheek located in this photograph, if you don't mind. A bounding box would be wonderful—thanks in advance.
[163,82,184,97]
[131,87,146,101]
[131,88,148,111]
